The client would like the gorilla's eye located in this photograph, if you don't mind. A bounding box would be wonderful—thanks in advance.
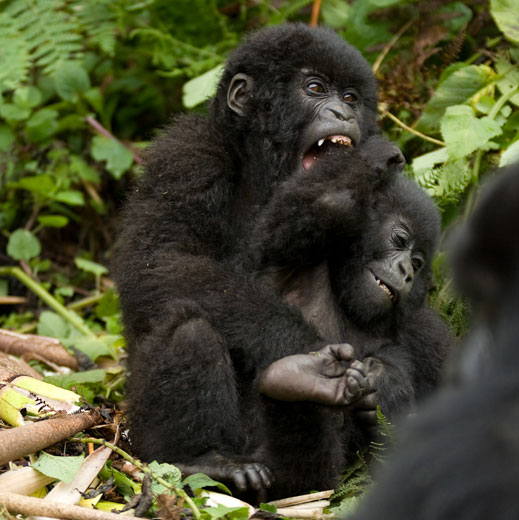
[343,92,358,103]
[392,232,408,249]
[306,81,325,94]
[412,255,424,272]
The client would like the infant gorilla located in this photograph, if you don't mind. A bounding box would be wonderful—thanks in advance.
[250,141,449,432]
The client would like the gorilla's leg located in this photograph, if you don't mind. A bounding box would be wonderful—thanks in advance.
[127,311,272,493]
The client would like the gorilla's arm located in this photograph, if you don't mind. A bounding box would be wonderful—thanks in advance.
[248,135,404,269]
[259,344,368,405]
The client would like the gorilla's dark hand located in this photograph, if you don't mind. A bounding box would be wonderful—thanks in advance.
[353,356,384,427]
[259,344,368,406]
[360,135,405,178]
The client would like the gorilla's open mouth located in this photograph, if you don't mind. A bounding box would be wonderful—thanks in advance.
[303,135,353,170]
[370,271,397,302]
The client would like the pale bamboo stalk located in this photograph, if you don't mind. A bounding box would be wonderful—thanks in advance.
[0,493,139,520]
[268,489,334,507]
[0,467,56,495]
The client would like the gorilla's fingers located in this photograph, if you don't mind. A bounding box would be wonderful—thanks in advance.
[326,343,355,361]
[231,470,248,492]
[245,467,263,491]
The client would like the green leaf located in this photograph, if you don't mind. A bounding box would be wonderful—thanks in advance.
[95,289,120,318]
[500,139,519,166]
[53,190,85,206]
[183,473,231,495]
[70,155,100,182]
[418,65,495,131]
[495,56,519,107]
[149,461,182,495]
[441,105,502,159]
[33,452,84,483]
[73,337,111,361]
[0,103,31,121]
[74,257,108,276]
[37,215,69,228]
[91,136,133,179]
[37,311,70,339]
[7,229,41,261]
[182,64,224,108]
[84,87,104,114]
[0,124,15,152]
[18,174,56,198]
[53,62,91,101]
[490,0,519,43]
[203,505,249,520]
[45,369,107,389]
[412,148,450,176]
[13,86,42,109]
[26,108,59,142]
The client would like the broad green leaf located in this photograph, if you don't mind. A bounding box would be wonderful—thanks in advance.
[84,87,103,114]
[499,139,519,166]
[26,108,59,142]
[183,473,231,495]
[7,229,41,260]
[37,215,69,228]
[45,369,107,389]
[182,64,224,108]
[0,103,30,121]
[33,452,84,483]
[37,311,69,339]
[441,105,502,159]
[95,289,120,318]
[149,461,182,495]
[53,62,91,101]
[13,86,42,109]
[203,505,249,520]
[18,174,56,197]
[70,155,100,182]
[53,190,85,206]
[495,56,519,107]
[73,337,111,361]
[412,147,449,176]
[74,257,108,276]
[91,136,133,179]
[0,124,15,151]
[490,0,519,43]
[418,65,495,131]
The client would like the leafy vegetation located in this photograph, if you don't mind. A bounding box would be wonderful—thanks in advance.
[0,0,518,517]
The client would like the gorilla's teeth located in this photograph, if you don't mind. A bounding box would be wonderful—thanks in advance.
[318,138,325,147]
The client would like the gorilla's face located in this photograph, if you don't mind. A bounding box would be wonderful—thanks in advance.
[338,215,427,324]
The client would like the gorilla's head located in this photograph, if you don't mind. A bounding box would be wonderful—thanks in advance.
[211,23,379,189]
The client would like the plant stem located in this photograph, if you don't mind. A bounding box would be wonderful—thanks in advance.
[71,437,201,520]
[380,108,445,146]
[0,266,95,338]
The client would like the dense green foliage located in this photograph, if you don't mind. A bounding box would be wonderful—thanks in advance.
[0,0,518,515]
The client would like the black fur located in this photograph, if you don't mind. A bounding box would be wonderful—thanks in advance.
[112,23,447,500]
[350,165,519,520]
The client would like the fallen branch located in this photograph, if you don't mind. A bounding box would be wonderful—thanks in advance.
[33,447,112,520]
[268,490,333,508]
[0,493,138,520]
[0,411,101,465]
[0,329,78,370]
[0,350,42,380]
[275,506,333,519]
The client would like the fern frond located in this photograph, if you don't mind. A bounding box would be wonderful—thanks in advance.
[1,0,83,76]
[73,0,117,56]
[415,157,471,206]
[0,13,31,91]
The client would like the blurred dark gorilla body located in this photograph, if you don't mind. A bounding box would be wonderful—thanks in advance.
[350,165,519,520]
[113,23,448,500]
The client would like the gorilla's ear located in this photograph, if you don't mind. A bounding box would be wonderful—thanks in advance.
[227,73,253,116]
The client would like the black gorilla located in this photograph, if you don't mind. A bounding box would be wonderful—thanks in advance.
[348,165,519,520]
[256,154,449,433]
[112,23,446,500]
